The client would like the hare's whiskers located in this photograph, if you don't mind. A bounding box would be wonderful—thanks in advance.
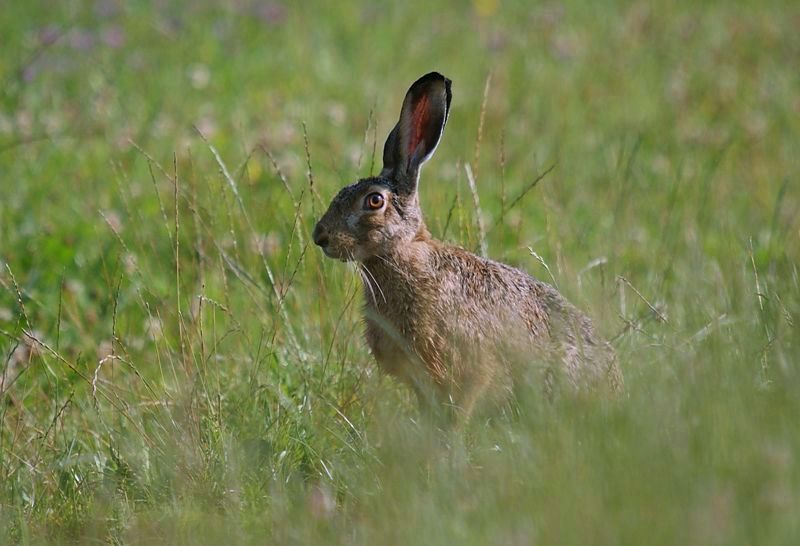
[359,269,378,305]
[360,262,387,304]
[374,254,405,278]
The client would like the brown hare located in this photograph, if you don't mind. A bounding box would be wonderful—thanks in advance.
[313,72,622,421]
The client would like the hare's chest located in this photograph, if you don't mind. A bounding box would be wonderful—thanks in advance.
[363,296,448,383]
[364,313,406,377]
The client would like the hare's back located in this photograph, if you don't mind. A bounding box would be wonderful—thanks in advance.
[429,244,557,333]
[439,245,618,388]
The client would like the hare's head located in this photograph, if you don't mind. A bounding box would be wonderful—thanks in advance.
[313,72,451,262]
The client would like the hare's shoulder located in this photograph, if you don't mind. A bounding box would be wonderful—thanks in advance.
[427,242,558,302]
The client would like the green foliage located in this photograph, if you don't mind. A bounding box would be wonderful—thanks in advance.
[1,0,798,543]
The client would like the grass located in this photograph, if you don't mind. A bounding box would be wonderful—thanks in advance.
[1,0,799,543]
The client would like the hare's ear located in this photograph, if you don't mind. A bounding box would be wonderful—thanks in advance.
[380,72,451,194]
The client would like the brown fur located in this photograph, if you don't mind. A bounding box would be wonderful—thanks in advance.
[313,73,622,420]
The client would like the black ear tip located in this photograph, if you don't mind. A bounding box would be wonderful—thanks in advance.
[417,71,450,86]
[413,72,452,108]
[412,72,453,88]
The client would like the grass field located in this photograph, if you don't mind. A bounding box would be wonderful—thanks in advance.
[1,0,799,544]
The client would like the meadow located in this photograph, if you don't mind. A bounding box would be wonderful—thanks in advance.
[1,0,799,543]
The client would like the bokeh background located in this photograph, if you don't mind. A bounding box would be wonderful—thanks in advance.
[1,0,799,544]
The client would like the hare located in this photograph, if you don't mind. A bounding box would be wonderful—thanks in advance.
[313,72,622,420]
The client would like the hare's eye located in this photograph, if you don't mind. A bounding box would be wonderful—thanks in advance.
[364,192,385,211]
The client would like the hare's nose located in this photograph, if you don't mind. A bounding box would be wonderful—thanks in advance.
[312,224,329,247]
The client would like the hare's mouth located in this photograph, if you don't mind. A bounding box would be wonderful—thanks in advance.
[321,246,353,262]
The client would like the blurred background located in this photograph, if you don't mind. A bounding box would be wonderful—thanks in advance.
[1,0,798,544]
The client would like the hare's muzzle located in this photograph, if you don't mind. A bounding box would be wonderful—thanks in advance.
[312,223,329,249]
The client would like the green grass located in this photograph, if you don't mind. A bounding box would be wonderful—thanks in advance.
[1,0,799,543]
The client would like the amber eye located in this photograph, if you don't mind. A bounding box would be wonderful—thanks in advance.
[364,192,385,210]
